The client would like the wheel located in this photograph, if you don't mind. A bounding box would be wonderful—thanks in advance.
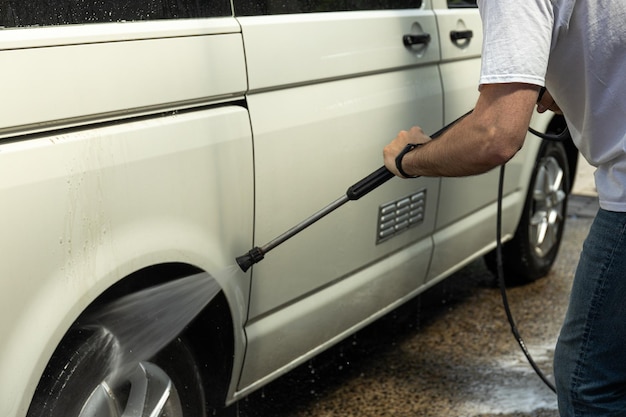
[485,140,570,285]
[27,326,206,417]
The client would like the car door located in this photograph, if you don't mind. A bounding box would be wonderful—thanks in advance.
[427,0,496,281]
[427,0,538,283]
[235,0,444,393]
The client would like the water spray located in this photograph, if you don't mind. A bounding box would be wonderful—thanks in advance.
[86,272,222,382]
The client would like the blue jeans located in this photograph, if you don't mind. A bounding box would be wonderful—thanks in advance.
[554,208,626,416]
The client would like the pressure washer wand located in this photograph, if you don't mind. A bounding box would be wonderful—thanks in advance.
[236,166,394,272]
[235,111,472,272]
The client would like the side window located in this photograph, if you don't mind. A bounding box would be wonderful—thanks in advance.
[0,0,231,27]
[447,0,477,8]
[235,0,422,16]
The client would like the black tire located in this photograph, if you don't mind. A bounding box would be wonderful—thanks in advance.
[27,326,206,417]
[485,140,570,286]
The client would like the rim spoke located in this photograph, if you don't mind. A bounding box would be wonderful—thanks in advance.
[80,382,123,417]
[122,362,173,417]
[80,362,175,417]
[530,155,566,257]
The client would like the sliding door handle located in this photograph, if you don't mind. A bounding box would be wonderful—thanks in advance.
[403,33,431,47]
[450,30,473,42]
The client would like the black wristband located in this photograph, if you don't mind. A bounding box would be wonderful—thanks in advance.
[395,143,421,178]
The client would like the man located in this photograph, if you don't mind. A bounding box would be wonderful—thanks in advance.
[383,1,626,415]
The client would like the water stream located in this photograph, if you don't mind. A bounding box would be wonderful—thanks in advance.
[85,267,235,384]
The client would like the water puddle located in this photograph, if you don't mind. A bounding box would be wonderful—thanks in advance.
[460,348,558,415]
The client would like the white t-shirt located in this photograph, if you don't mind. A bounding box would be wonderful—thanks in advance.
[478,0,626,211]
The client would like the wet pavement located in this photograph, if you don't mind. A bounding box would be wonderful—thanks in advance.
[239,192,598,417]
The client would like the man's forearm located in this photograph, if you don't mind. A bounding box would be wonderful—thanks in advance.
[401,112,521,177]
[386,83,539,178]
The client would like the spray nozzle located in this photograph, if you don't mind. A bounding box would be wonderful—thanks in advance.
[236,247,265,272]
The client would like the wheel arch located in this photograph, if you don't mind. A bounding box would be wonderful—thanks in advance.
[25,262,238,416]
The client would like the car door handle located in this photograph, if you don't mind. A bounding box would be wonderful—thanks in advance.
[403,33,431,47]
[450,30,473,43]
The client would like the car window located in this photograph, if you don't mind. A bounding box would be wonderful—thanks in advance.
[0,0,231,27]
[447,0,477,8]
[235,0,422,16]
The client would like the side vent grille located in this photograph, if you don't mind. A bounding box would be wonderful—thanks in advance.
[377,189,426,244]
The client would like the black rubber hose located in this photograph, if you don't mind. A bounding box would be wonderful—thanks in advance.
[495,164,557,394]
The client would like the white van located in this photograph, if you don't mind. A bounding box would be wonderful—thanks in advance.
[0,1,576,416]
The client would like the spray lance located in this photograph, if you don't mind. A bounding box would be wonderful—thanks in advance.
[234,164,393,272]
[234,163,397,272]
[235,112,470,273]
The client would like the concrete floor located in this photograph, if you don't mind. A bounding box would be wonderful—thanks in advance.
[239,155,598,417]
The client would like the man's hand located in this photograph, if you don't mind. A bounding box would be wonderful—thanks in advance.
[383,126,431,178]
[537,89,562,114]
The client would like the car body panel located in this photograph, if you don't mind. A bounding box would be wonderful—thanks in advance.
[238,236,432,398]
[0,19,246,137]
[0,18,254,416]
[237,9,443,389]
[239,9,440,91]
[0,107,255,417]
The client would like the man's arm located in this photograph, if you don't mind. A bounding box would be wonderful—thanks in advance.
[383,83,541,178]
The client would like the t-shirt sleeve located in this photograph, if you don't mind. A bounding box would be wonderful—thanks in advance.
[477,0,554,87]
